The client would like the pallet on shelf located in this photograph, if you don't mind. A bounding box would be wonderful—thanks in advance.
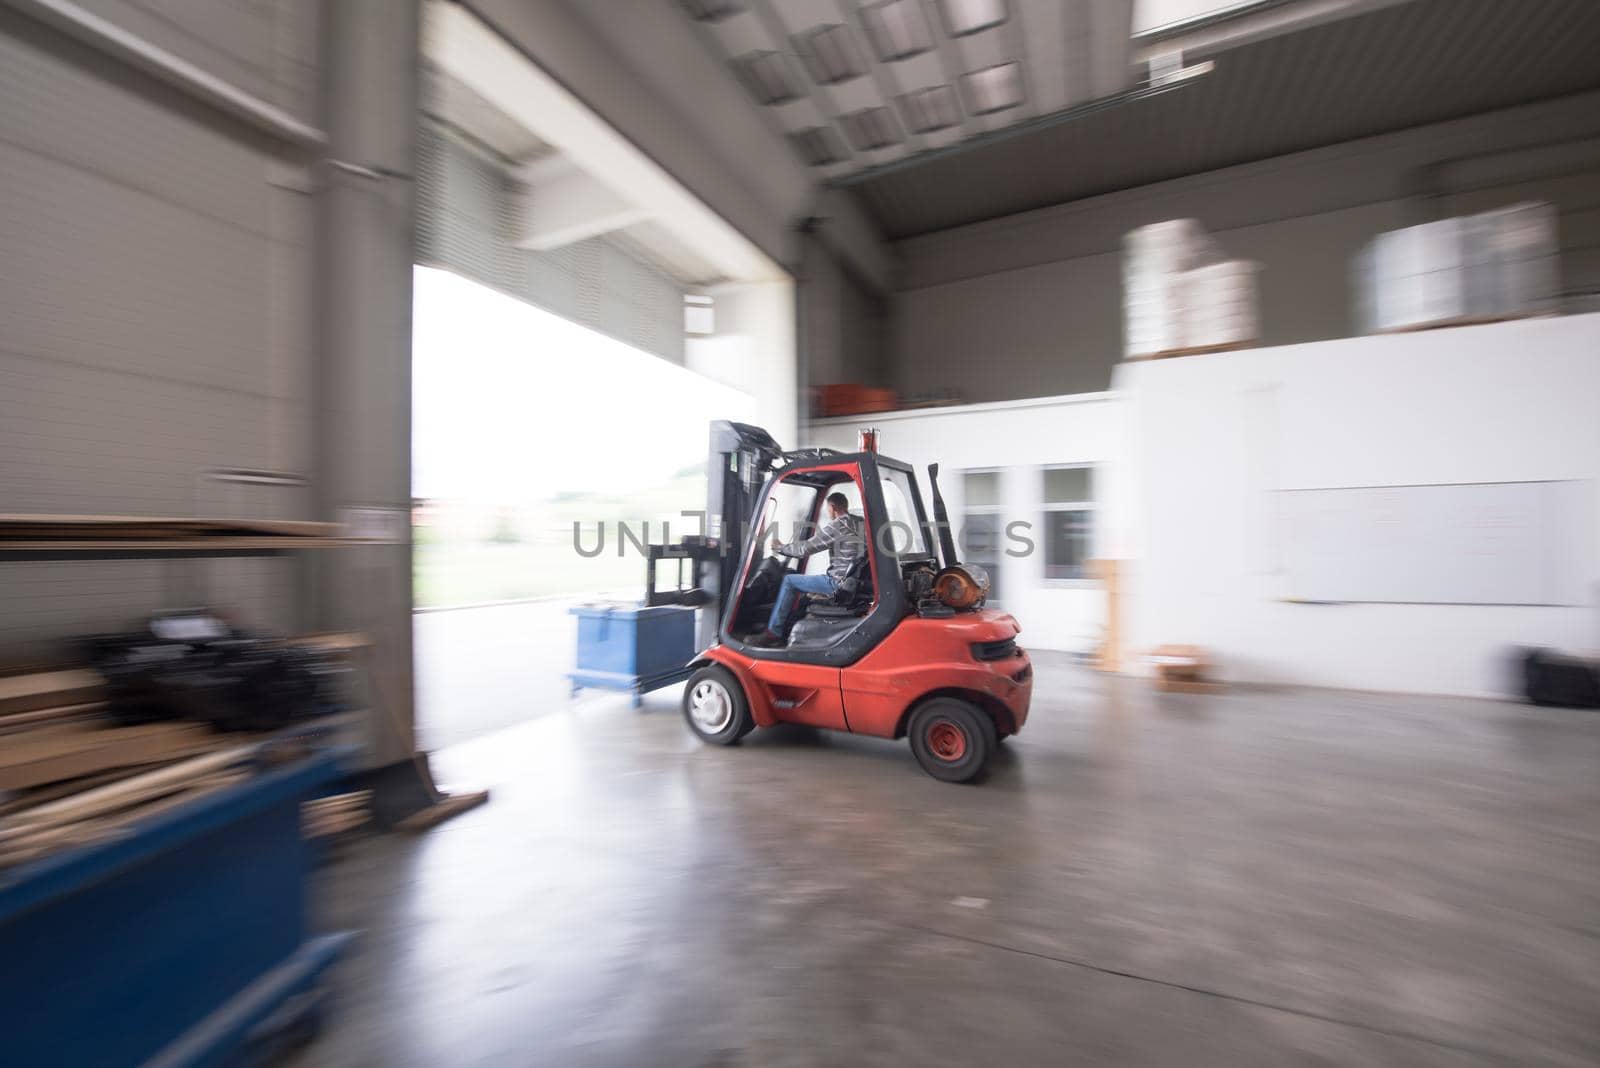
[1125,340,1253,361]
[1376,311,1551,334]
[0,722,215,792]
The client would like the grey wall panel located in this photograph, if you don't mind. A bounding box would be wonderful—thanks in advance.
[415,124,503,285]
[838,265,888,389]
[74,0,276,98]
[0,353,286,515]
[0,143,278,395]
[1440,166,1600,301]
[0,7,275,232]
[65,0,322,125]
[0,6,316,664]
[895,92,1600,292]
[892,250,1122,404]
[880,93,1600,404]
[0,558,296,666]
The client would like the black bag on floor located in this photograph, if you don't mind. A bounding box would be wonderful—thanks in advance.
[1520,647,1600,709]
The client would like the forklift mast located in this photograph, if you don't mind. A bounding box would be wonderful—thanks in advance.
[706,421,785,629]
[645,421,784,648]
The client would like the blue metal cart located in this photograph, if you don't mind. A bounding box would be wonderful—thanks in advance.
[0,747,353,1068]
[569,602,697,707]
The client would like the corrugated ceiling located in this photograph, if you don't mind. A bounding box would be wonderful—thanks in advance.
[842,0,1600,238]
[681,0,1137,181]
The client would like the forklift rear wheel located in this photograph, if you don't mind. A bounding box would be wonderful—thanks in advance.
[683,665,753,746]
[908,697,995,783]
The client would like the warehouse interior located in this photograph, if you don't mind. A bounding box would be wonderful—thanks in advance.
[2,0,1600,1065]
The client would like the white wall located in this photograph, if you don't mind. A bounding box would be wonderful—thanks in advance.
[1118,312,1600,696]
[689,280,799,449]
[807,394,1125,652]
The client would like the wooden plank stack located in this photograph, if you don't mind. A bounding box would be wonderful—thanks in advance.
[0,514,348,553]
[0,645,366,868]
[0,668,246,866]
[303,790,372,839]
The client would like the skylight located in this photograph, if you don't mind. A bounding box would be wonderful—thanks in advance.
[961,61,1024,114]
[898,85,963,133]
[939,0,1008,37]
[789,126,850,167]
[862,0,934,62]
[798,24,868,85]
[841,106,903,151]
[732,50,803,106]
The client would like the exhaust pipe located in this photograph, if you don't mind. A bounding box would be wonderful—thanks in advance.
[927,463,990,610]
[927,463,959,569]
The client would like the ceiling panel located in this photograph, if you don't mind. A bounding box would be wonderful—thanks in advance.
[680,0,1137,180]
[845,0,1600,237]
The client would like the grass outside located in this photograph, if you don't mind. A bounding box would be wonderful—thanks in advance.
[415,472,710,609]
[414,538,648,608]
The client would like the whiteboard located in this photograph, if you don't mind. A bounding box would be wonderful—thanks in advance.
[1278,481,1590,605]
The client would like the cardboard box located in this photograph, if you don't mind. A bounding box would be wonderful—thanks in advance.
[1124,221,1257,357]
[1357,202,1560,331]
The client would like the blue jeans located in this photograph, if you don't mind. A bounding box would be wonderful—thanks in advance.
[768,573,835,635]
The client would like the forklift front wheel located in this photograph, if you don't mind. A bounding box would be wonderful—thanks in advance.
[683,665,754,746]
[908,697,995,783]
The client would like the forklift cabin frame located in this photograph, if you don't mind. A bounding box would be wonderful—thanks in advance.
[719,451,935,668]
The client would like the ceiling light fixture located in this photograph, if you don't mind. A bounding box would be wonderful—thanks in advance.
[841,106,903,151]
[898,84,963,133]
[960,61,1024,114]
[939,0,1007,37]
[732,50,803,106]
[862,0,934,62]
[797,24,868,85]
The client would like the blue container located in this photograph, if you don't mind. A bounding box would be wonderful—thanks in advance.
[569,602,698,706]
[0,749,353,1068]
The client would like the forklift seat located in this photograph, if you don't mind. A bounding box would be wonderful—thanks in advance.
[806,553,873,619]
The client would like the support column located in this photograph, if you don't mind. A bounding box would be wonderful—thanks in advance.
[314,0,420,767]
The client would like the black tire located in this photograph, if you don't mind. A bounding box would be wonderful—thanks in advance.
[682,665,754,746]
[907,697,995,783]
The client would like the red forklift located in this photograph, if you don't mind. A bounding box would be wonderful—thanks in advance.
[657,422,1032,782]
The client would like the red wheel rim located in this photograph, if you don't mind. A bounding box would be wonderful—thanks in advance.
[926,720,967,762]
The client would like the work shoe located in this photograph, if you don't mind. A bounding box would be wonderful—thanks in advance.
[748,629,784,648]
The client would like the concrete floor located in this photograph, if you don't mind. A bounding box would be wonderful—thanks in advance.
[413,600,579,751]
[290,654,1600,1067]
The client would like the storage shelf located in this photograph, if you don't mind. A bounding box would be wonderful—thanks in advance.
[0,515,371,560]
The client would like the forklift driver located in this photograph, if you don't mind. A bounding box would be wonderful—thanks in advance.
[753,492,865,646]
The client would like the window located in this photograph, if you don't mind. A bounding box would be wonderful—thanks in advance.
[876,467,930,558]
[684,295,714,336]
[1042,466,1094,581]
[961,469,1003,605]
